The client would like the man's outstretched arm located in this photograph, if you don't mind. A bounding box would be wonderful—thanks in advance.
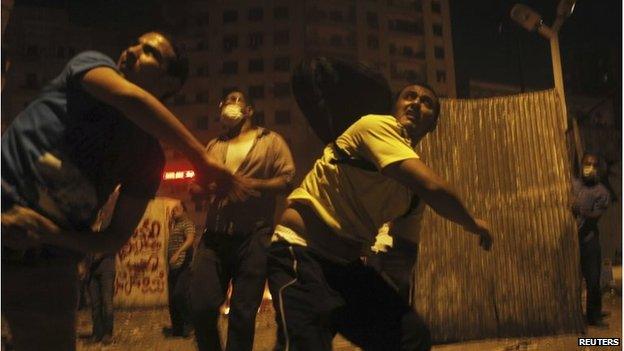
[2,191,150,254]
[382,158,492,250]
[80,67,256,202]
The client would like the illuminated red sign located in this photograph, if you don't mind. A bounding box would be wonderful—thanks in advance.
[162,170,195,180]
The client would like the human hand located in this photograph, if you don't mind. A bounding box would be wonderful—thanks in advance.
[169,252,180,266]
[215,175,261,206]
[1,206,59,249]
[463,218,493,251]
[78,261,88,280]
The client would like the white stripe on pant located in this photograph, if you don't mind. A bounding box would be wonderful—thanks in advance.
[277,245,298,351]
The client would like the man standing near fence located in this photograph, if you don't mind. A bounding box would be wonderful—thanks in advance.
[268,72,493,350]
[572,153,611,327]
[190,89,296,351]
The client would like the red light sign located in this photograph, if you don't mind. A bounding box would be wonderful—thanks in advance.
[163,170,195,180]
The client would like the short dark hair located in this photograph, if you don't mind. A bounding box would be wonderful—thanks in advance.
[394,82,441,119]
[582,152,598,162]
[220,88,255,109]
[153,31,189,98]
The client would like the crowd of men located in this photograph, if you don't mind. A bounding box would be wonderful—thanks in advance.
[0,29,611,351]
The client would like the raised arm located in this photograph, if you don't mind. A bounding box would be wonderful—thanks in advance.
[382,158,492,250]
[81,67,231,187]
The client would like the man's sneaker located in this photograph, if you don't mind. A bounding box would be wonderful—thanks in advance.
[587,318,609,329]
[101,335,113,345]
[85,335,102,344]
[162,327,174,337]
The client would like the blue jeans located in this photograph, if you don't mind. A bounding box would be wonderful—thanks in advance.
[88,256,116,339]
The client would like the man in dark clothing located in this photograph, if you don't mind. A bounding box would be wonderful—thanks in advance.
[190,90,296,351]
[164,202,195,337]
[87,253,116,345]
[572,153,611,327]
[1,32,252,351]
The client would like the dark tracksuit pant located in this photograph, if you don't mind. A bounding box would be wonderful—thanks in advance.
[168,252,193,334]
[88,255,116,339]
[579,226,602,323]
[368,236,419,304]
[268,241,431,351]
[190,227,270,351]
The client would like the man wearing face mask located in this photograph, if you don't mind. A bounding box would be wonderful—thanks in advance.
[189,89,296,351]
[572,153,610,327]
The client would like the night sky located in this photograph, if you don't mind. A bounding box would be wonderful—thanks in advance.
[451,0,621,97]
[12,0,623,98]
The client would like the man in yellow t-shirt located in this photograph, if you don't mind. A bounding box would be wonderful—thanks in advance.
[268,76,492,350]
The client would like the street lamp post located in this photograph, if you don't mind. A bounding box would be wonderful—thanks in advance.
[510,1,582,166]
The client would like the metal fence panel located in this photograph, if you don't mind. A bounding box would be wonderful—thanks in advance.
[413,89,584,342]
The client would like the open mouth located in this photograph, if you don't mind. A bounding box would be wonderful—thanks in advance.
[405,107,420,119]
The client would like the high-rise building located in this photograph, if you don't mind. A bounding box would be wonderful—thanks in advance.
[1,4,120,130]
[1,1,458,224]
[160,0,457,212]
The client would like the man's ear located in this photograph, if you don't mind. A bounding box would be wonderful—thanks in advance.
[245,105,254,117]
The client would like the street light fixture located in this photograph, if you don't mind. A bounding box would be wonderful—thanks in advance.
[511,0,582,166]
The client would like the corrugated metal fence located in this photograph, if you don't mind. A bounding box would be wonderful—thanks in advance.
[413,89,585,342]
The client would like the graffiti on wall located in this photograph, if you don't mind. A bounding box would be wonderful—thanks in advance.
[113,197,180,307]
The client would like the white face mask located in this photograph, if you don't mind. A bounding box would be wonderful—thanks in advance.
[220,104,245,128]
[582,165,597,179]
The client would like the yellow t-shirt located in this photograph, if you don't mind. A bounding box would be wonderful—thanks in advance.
[288,114,419,248]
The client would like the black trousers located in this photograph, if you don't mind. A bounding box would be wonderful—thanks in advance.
[580,230,602,322]
[168,255,192,334]
[88,256,116,339]
[268,242,431,351]
[190,228,269,351]
[368,237,419,303]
